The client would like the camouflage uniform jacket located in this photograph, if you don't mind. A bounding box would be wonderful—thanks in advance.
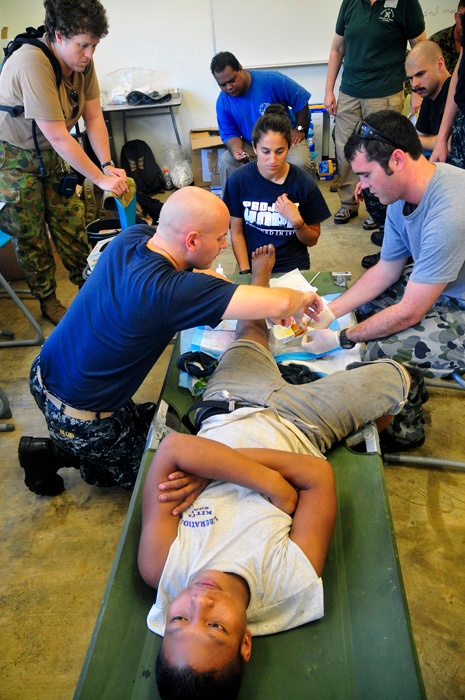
[429,25,460,73]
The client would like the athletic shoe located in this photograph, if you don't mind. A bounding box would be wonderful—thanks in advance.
[334,206,358,225]
[363,215,377,230]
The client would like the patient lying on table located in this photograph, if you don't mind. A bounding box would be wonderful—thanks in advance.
[137,246,411,700]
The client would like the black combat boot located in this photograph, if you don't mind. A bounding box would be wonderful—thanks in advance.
[18,436,68,496]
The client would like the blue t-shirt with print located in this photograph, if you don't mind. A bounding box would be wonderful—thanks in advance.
[223,162,330,272]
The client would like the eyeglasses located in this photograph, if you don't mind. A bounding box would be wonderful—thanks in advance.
[70,88,79,119]
[354,119,398,148]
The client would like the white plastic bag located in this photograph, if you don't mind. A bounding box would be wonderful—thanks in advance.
[100,67,158,105]
[164,143,193,188]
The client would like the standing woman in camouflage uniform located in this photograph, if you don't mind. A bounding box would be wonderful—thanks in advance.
[0,0,127,324]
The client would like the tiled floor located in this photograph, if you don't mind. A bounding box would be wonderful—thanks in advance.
[1,181,464,699]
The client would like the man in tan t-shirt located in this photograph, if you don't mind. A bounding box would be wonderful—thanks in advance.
[0,0,128,324]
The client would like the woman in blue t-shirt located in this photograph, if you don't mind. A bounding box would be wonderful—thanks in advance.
[223,105,330,273]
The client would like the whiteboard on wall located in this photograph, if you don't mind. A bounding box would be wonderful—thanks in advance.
[211,0,459,68]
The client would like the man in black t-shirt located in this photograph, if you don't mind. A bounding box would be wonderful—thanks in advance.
[360,41,451,270]
[406,40,451,153]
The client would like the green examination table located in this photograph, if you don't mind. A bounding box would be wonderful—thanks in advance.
[74,273,425,699]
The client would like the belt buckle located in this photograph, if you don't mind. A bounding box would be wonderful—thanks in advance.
[221,390,235,412]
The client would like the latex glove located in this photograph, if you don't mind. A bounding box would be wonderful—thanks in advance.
[307,305,336,330]
[302,329,340,355]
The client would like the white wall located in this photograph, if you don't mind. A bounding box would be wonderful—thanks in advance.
[0,0,458,168]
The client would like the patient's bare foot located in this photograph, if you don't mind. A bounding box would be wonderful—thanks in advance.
[251,245,275,287]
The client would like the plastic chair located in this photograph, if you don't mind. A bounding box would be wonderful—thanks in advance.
[383,371,465,471]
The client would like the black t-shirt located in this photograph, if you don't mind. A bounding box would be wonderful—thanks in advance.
[416,77,451,135]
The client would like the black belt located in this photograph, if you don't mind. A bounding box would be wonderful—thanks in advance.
[182,398,255,434]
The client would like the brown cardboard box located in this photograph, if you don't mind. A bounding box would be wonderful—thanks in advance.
[0,238,26,280]
[190,128,225,188]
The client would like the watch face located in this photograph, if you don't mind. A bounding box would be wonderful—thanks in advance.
[296,125,304,132]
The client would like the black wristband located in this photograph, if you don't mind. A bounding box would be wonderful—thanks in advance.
[101,160,115,170]
[239,269,251,275]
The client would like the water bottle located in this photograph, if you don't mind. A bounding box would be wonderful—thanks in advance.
[162,167,173,190]
[307,122,315,154]
[216,262,224,276]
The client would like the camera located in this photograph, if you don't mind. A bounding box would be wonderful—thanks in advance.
[59,172,79,197]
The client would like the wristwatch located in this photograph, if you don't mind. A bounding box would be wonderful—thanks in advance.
[295,125,305,133]
[339,328,356,349]
[101,160,115,170]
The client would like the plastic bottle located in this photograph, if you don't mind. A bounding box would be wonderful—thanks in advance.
[307,122,315,154]
[162,167,173,190]
[216,262,224,276]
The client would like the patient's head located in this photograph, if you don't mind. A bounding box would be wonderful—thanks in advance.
[156,570,252,699]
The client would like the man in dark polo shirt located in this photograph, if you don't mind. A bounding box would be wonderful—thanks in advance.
[324,0,425,226]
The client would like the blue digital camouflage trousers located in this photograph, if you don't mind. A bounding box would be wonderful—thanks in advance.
[30,356,151,490]
[447,107,465,170]
[358,268,465,444]
[0,141,89,300]
[359,268,465,379]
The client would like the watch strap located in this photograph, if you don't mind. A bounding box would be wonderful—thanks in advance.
[339,328,356,349]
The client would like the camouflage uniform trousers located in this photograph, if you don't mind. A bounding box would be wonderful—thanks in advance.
[357,268,465,443]
[447,107,465,170]
[0,140,90,300]
[29,356,151,490]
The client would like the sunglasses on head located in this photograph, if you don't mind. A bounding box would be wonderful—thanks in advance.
[354,119,398,149]
[70,88,79,119]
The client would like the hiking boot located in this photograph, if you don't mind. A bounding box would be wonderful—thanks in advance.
[18,436,65,496]
[40,295,67,325]
[329,177,339,193]
[334,206,358,225]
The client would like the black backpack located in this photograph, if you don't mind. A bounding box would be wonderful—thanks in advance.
[120,139,164,195]
[0,26,62,175]
[2,26,61,87]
